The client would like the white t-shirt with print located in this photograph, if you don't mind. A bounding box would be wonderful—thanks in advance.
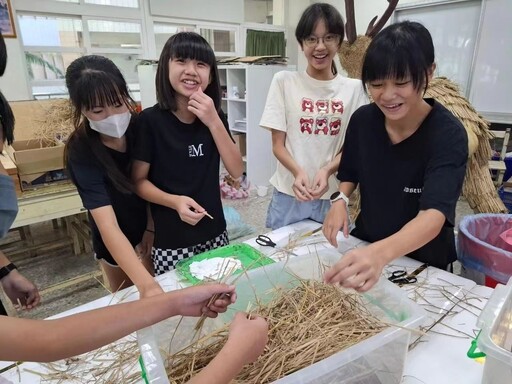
[260,70,368,199]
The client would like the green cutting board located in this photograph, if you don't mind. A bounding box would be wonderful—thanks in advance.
[176,243,275,285]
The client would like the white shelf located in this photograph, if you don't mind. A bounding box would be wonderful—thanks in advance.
[218,64,289,186]
[223,98,246,102]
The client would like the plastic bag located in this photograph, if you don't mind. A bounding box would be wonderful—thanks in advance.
[458,214,512,284]
[220,172,250,199]
[223,206,254,241]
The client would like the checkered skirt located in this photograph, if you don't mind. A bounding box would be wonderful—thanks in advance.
[152,230,229,275]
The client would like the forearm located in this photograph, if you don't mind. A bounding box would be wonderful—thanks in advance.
[208,118,243,178]
[272,140,303,177]
[135,179,180,211]
[322,152,342,176]
[338,181,357,197]
[1,292,181,362]
[101,227,158,291]
[368,209,445,264]
[187,340,247,384]
[0,250,10,267]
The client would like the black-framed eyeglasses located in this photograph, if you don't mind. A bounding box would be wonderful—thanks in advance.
[303,34,341,48]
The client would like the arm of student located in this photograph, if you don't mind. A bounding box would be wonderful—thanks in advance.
[205,115,244,179]
[90,206,162,297]
[0,251,40,310]
[271,129,312,201]
[0,284,236,362]
[132,160,206,226]
[324,208,445,291]
[187,312,268,384]
[322,181,357,246]
[188,87,243,178]
[310,151,342,199]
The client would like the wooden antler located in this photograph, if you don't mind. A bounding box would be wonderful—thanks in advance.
[365,0,399,38]
[344,0,357,44]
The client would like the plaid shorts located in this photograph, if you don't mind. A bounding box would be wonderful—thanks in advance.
[152,230,229,275]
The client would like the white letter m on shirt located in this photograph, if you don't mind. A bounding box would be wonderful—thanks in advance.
[188,143,204,157]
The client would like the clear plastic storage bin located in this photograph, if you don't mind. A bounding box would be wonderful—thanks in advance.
[477,277,512,384]
[137,250,426,384]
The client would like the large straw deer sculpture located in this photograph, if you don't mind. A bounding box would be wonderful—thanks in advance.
[338,0,506,219]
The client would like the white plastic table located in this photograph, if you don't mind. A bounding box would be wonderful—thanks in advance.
[0,220,492,383]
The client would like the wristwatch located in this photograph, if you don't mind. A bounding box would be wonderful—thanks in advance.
[330,191,349,206]
[0,263,17,280]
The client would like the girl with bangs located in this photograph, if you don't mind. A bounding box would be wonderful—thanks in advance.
[323,21,468,292]
[65,55,162,297]
[132,32,243,274]
[260,3,368,230]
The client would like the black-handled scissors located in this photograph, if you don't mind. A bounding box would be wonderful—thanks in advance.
[255,235,299,257]
[388,270,418,285]
[388,263,428,286]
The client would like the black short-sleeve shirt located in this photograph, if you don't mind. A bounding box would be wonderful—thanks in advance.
[67,123,147,263]
[338,99,468,268]
[133,105,229,249]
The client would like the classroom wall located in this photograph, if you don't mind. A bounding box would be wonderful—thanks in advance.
[0,0,31,101]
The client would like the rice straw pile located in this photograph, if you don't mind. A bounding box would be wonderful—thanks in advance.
[33,99,74,145]
[166,279,387,383]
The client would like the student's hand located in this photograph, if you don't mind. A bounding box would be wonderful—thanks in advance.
[174,196,207,226]
[188,86,219,127]
[293,170,313,201]
[324,246,384,292]
[1,270,41,310]
[309,168,329,199]
[176,284,236,318]
[226,312,268,364]
[322,201,349,248]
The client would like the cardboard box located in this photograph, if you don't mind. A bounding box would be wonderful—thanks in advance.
[6,140,68,191]
[10,99,70,141]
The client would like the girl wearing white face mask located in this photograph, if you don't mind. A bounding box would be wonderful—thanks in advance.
[65,55,163,298]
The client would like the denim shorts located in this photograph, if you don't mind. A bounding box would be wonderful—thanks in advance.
[266,189,331,230]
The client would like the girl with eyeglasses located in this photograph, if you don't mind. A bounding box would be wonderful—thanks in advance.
[260,2,368,230]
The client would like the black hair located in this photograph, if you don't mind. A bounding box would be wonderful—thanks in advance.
[0,33,14,145]
[295,3,345,76]
[156,32,221,111]
[362,21,435,93]
[64,55,136,193]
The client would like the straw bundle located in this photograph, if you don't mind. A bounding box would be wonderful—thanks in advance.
[167,280,386,383]
[33,99,74,146]
[338,36,371,79]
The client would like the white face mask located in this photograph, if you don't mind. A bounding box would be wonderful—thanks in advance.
[87,111,131,138]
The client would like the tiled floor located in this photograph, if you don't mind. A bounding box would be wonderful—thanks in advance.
[0,189,473,320]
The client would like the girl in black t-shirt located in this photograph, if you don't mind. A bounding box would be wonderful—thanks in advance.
[65,56,162,297]
[132,32,244,275]
[322,22,468,291]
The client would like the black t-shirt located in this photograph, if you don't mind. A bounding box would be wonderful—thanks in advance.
[133,105,229,249]
[338,99,468,268]
[67,123,147,261]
